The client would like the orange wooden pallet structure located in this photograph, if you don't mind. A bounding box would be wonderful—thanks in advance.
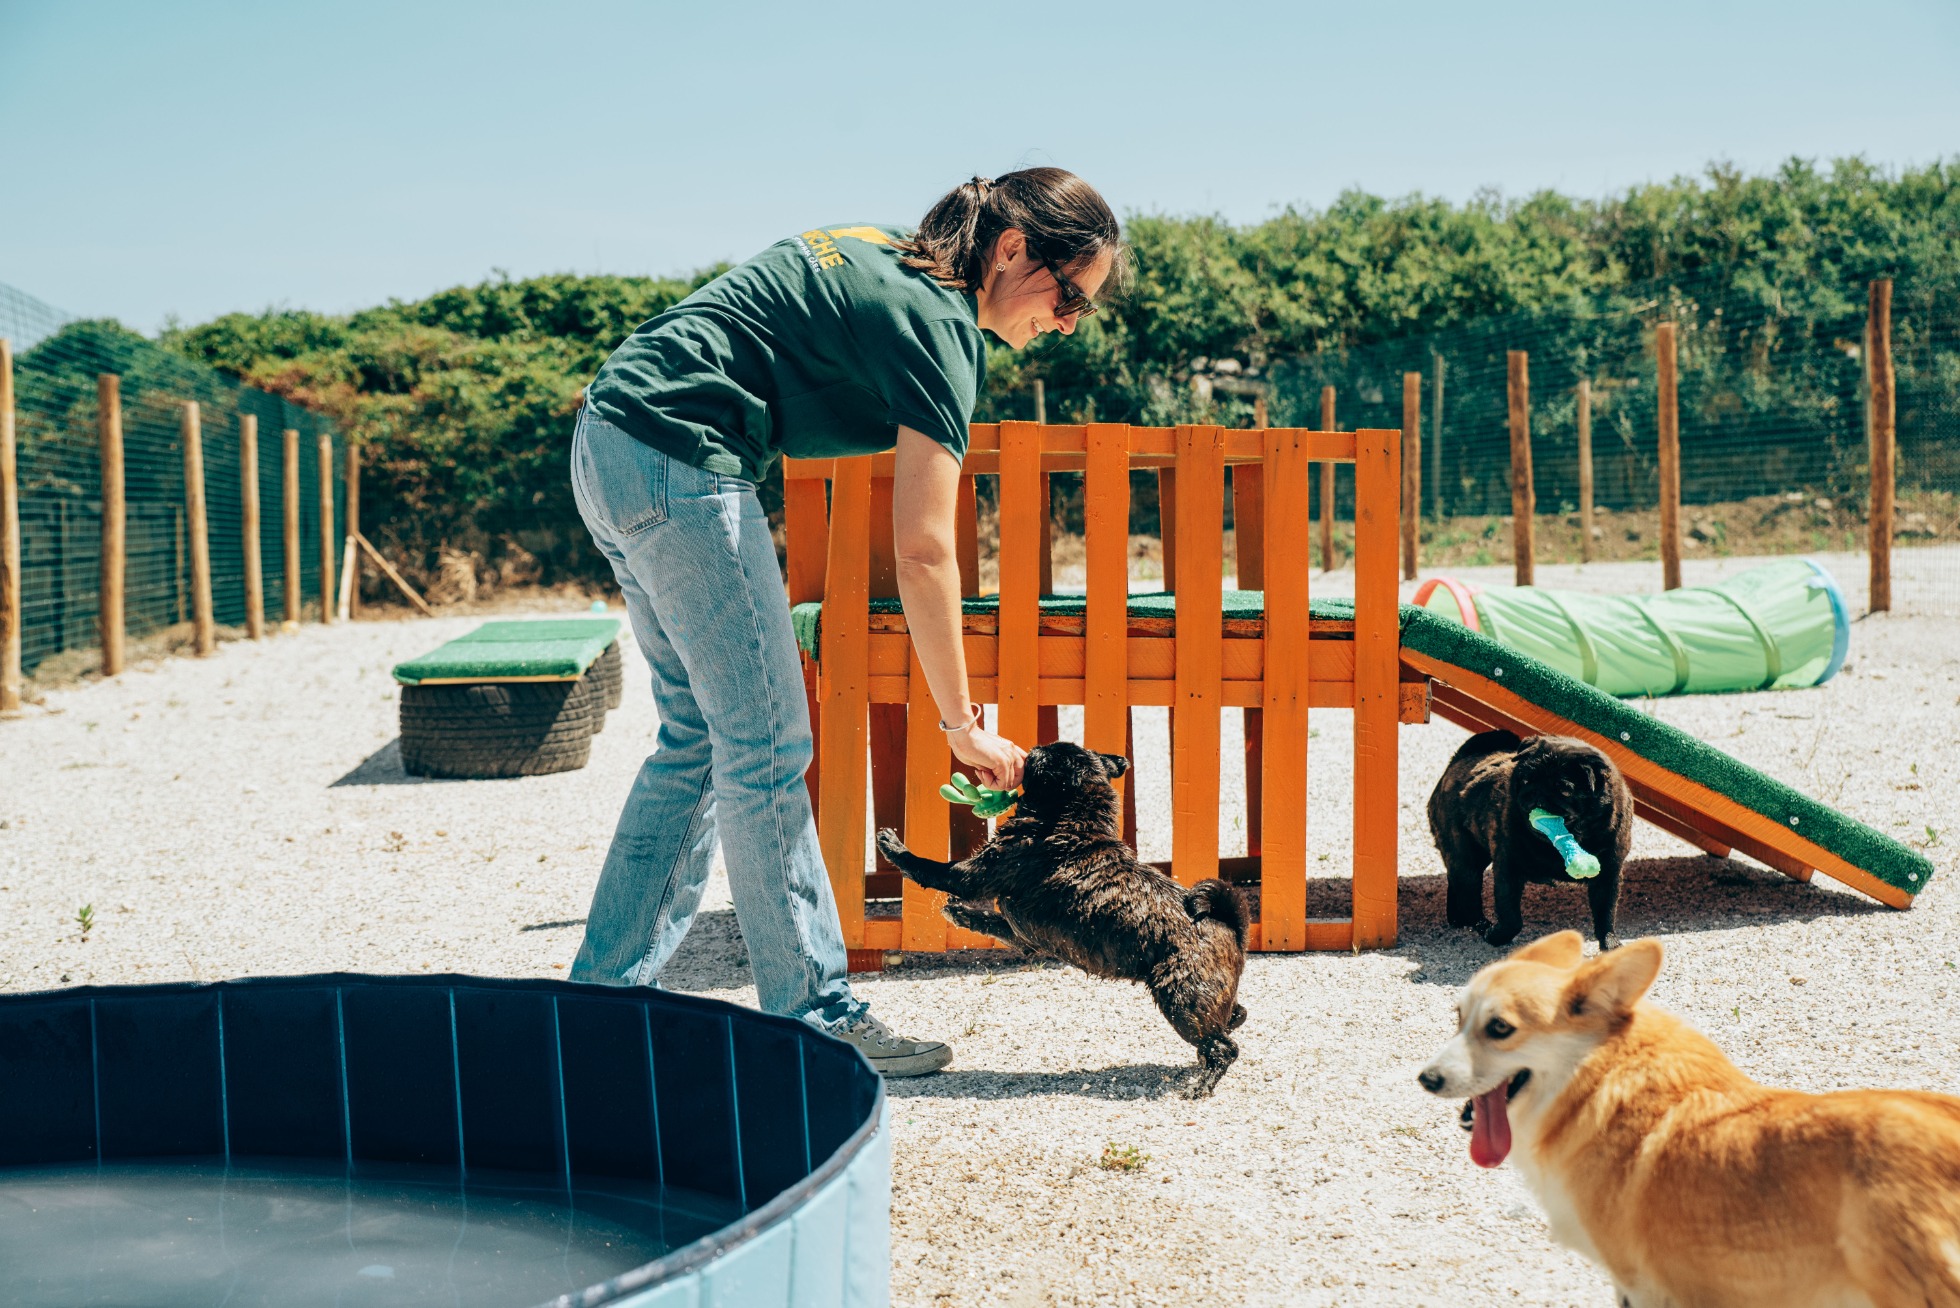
[786,422,1416,971]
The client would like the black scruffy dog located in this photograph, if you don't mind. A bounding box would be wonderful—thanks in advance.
[1428,730,1634,951]
[876,741,1249,1097]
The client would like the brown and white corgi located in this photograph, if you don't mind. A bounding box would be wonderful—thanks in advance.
[1418,932,1960,1307]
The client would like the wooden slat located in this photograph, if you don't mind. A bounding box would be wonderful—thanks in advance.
[903,645,951,951]
[1259,426,1310,949]
[866,474,906,871]
[867,631,1373,683]
[1172,426,1224,887]
[997,421,1042,747]
[864,674,1429,717]
[1351,428,1401,947]
[783,474,828,604]
[1319,386,1337,573]
[1408,657,1912,908]
[1157,468,1177,592]
[1234,453,1266,858]
[955,473,979,595]
[780,428,1360,480]
[1633,798,1734,859]
[1083,423,1131,780]
[817,457,873,946]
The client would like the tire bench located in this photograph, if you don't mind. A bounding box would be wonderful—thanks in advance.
[391,618,624,778]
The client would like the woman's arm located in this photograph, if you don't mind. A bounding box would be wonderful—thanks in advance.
[892,425,1026,791]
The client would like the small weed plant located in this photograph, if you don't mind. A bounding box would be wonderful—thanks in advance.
[1098,1142,1150,1173]
[76,904,95,941]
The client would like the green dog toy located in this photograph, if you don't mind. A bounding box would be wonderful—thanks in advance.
[1528,808,1601,879]
[939,772,1019,820]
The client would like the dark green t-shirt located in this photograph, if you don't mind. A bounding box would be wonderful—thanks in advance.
[587,224,987,482]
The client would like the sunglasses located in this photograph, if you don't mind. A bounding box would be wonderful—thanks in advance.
[1034,249,1098,321]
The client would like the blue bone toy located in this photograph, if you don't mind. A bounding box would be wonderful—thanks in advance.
[1527,808,1601,879]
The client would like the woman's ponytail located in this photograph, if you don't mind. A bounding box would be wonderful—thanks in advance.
[898,167,1125,294]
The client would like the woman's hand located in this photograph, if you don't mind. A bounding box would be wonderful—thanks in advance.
[948,721,1026,792]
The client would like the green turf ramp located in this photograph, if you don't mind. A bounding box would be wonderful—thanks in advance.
[1398,603,1933,896]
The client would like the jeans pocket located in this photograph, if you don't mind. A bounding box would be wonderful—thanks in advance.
[581,412,670,538]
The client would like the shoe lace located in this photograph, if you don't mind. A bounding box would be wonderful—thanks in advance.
[842,1013,902,1050]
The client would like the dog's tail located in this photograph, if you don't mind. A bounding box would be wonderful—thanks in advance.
[1186,878,1249,950]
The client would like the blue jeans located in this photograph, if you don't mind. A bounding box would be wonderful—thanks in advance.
[567,405,860,1030]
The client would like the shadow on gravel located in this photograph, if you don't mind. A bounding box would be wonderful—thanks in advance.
[330,739,445,787]
[886,1063,1195,1102]
[1395,855,1887,989]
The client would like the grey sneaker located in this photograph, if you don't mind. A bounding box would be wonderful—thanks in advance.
[832,1012,952,1077]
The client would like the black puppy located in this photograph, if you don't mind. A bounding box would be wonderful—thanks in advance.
[876,741,1248,1097]
[1428,730,1634,950]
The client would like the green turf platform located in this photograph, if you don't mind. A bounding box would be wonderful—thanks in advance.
[789,592,1935,896]
[392,617,622,685]
[790,589,1302,659]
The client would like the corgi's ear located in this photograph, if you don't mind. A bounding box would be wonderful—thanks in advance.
[1567,939,1663,1019]
[1508,931,1584,970]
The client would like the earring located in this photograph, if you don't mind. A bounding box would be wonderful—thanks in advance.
[996,263,1006,272]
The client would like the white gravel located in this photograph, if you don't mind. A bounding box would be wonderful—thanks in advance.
[3,557,1958,1307]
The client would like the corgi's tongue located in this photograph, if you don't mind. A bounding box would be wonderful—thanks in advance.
[1470,1083,1512,1168]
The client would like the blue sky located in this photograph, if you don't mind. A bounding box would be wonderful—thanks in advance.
[4,0,1956,332]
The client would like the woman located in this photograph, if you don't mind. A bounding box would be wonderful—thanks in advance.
[568,168,1124,1075]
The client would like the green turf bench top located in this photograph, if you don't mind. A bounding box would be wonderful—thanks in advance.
[789,592,1935,897]
[789,590,1326,658]
[392,617,622,685]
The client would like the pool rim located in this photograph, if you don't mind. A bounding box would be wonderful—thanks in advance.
[0,971,888,1308]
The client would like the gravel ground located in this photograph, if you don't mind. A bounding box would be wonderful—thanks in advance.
[3,554,1958,1307]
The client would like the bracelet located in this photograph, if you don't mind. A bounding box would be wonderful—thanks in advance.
[938,704,983,735]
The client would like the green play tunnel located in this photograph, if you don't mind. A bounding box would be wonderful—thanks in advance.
[1413,558,1850,697]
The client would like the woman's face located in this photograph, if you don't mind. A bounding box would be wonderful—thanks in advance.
[975,228,1115,350]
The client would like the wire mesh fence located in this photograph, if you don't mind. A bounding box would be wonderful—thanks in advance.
[1268,271,1960,615]
[2,282,345,678]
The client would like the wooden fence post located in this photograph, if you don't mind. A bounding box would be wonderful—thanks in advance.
[98,374,125,675]
[1402,371,1421,579]
[1507,351,1533,587]
[344,442,361,618]
[1430,351,1445,519]
[316,432,335,624]
[181,402,214,656]
[1868,278,1895,613]
[240,415,264,639]
[0,339,19,712]
[1577,378,1594,564]
[1656,322,1682,591]
[1319,385,1338,572]
[1032,378,1046,424]
[282,428,300,628]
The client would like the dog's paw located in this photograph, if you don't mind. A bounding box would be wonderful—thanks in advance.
[1228,1004,1247,1031]
[874,828,908,862]
[1597,932,1623,952]
[1446,905,1482,928]
[1476,919,1521,948]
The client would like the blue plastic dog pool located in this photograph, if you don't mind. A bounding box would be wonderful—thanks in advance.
[0,975,889,1307]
